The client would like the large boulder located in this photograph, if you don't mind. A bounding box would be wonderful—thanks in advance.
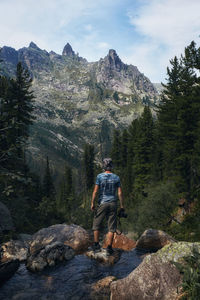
[26,241,75,272]
[136,229,175,250]
[111,242,200,300]
[29,224,92,254]
[0,202,14,232]
[103,233,136,251]
[1,240,29,262]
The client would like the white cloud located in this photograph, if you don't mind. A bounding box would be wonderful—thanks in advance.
[127,0,200,82]
[97,42,110,50]
[0,0,114,52]
[84,24,93,32]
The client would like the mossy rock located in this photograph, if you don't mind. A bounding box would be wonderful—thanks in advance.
[147,241,200,264]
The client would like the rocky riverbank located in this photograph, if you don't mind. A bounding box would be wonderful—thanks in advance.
[0,225,199,299]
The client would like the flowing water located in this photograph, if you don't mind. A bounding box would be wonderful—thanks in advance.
[0,249,146,300]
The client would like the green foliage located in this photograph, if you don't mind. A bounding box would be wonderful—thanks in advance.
[173,246,200,300]
[42,156,56,198]
[56,165,75,223]
[111,129,122,171]
[132,106,155,194]
[130,181,178,235]
[169,201,200,242]
[0,62,43,233]
[157,42,200,198]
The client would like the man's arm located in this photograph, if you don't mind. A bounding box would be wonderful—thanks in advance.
[118,187,124,209]
[91,184,99,211]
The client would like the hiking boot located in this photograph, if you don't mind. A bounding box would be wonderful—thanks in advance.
[106,246,114,256]
[88,243,101,253]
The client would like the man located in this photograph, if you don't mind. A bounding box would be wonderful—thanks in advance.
[90,158,124,255]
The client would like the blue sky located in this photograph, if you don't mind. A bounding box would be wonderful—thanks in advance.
[0,0,200,82]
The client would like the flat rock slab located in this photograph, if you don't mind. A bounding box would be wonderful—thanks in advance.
[85,248,121,264]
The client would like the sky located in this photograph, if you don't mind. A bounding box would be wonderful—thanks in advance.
[0,0,200,83]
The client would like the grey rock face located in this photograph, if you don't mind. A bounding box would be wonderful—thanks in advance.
[110,253,181,300]
[62,43,75,57]
[110,241,200,300]
[1,46,18,66]
[26,241,75,272]
[0,202,14,232]
[29,42,41,51]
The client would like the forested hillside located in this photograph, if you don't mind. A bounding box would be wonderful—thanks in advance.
[0,41,200,242]
[110,41,200,240]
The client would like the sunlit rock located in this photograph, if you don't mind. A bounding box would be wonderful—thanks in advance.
[1,240,28,262]
[103,233,136,251]
[29,224,92,254]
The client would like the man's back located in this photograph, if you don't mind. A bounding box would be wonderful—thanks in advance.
[96,172,120,204]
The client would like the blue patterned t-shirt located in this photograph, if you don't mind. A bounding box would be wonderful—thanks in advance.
[96,172,121,204]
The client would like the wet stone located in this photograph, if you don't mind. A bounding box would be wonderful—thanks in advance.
[85,248,121,264]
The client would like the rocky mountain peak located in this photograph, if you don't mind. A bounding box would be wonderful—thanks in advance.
[103,49,123,71]
[108,49,118,60]
[62,43,75,57]
[29,42,41,51]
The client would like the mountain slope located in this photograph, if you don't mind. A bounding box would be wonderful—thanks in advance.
[0,42,159,176]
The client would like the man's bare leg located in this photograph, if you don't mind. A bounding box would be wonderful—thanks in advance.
[107,231,114,247]
[94,230,100,243]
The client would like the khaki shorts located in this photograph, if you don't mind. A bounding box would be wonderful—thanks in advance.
[92,201,117,233]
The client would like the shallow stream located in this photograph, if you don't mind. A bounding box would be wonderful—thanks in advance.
[0,248,146,300]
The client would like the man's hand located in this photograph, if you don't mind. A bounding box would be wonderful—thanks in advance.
[91,203,95,211]
[91,185,99,212]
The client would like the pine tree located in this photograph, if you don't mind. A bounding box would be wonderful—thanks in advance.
[42,156,55,198]
[57,165,74,222]
[157,42,200,198]
[133,106,155,194]
[121,129,129,168]
[0,63,41,233]
[110,129,121,172]
[0,62,35,172]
